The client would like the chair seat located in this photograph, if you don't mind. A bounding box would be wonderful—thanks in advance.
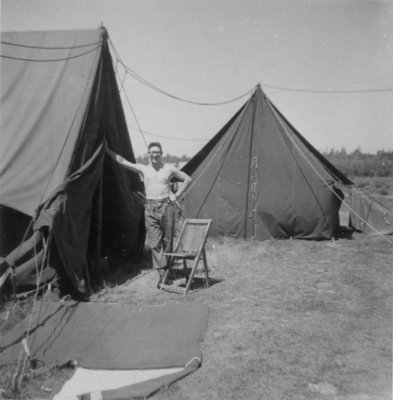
[159,284,185,294]
[164,252,198,259]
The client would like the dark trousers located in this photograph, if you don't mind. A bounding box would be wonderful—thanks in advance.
[144,199,176,273]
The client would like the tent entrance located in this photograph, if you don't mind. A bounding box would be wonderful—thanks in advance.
[249,155,259,239]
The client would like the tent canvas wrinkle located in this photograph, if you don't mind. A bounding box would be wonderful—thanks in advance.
[0,30,102,217]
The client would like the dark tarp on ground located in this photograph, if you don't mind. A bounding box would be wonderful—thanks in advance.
[182,85,352,240]
[0,28,145,292]
[0,301,209,369]
[0,301,209,399]
[348,190,393,235]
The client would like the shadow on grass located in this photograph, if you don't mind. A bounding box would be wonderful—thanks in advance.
[335,225,354,240]
[165,267,224,292]
[186,276,224,291]
[90,249,153,290]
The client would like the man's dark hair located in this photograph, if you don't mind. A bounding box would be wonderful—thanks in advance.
[148,142,162,152]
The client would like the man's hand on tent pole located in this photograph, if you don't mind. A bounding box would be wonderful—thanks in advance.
[106,148,125,165]
[106,148,143,174]
[106,147,117,160]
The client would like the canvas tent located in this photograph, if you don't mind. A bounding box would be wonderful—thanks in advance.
[182,85,353,240]
[0,28,145,294]
[347,191,393,235]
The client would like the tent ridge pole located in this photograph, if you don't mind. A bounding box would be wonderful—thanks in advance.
[244,92,257,239]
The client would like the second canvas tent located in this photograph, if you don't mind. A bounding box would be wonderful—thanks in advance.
[182,85,352,240]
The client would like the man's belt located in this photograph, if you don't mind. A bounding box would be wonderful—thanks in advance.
[145,197,170,204]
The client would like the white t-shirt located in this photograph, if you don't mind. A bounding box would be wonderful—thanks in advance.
[138,163,173,200]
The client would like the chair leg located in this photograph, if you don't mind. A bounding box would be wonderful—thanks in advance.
[182,259,188,282]
[160,263,172,289]
[184,257,201,295]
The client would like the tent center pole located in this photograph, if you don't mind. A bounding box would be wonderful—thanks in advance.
[93,174,103,281]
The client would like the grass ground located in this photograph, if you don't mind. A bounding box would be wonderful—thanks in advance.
[152,234,393,400]
[1,176,392,399]
[1,232,392,400]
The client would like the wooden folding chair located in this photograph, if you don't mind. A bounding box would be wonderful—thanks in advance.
[161,218,212,295]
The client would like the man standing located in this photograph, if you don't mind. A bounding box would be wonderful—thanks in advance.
[107,142,192,288]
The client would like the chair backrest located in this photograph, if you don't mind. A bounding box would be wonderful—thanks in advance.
[175,219,212,254]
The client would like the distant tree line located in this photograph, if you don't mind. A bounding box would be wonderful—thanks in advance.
[323,149,393,177]
[136,154,190,166]
[136,149,393,177]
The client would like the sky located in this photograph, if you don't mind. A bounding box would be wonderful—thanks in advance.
[1,0,392,157]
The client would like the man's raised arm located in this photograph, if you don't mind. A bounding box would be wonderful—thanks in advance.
[106,148,143,173]
[171,167,193,200]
